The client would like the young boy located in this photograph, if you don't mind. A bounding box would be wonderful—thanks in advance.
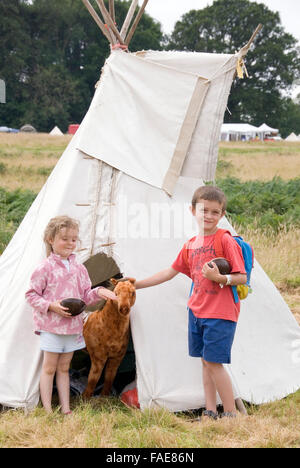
[135,186,246,419]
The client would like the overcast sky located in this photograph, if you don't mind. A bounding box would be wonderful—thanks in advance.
[141,0,300,96]
[142,0,300,42]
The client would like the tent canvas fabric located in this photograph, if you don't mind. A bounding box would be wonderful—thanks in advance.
[78,49,237,195]
[0,8,299,409]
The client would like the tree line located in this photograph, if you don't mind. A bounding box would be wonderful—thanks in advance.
[0,0,299,137]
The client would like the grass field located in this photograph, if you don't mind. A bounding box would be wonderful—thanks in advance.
[0,133,299,448]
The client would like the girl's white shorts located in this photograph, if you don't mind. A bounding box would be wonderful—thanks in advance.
[40,331,86,353]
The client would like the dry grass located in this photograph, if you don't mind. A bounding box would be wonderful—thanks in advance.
[1,136,300,191]
[236,226,300,323]
[1,396,299,448]
[218,141,300,181]
[0,133,72,191]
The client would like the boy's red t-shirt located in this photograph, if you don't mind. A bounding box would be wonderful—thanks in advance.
[172,231,246,322]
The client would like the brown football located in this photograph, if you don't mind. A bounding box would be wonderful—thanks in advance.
[208,257,231,275]
[60,298,86,316]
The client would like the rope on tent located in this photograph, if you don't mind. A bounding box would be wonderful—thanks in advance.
[111,43,128,51]
[236,58,249,79]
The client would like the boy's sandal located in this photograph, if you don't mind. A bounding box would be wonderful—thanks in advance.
[220,411,237,418]
[202,410,218,420]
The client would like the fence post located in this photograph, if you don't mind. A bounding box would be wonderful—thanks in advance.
[0,79,6,104]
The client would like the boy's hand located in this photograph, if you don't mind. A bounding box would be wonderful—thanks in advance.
[98,287,117,301]
[49,301,72,317]
[202,261,222,282]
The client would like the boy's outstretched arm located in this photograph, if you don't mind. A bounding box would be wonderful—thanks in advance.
[135,267,179,289]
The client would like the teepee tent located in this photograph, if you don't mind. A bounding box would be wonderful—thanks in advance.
[285,132,300,142]
[49,126,64,136]
[0,1,299,411]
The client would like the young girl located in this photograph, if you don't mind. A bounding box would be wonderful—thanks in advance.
[25,215,116,414]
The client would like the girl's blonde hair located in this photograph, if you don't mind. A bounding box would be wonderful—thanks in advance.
[44,215,80,256]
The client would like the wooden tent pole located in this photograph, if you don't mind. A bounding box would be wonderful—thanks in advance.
[81,0,112,43]
[96,0,125,45]
[235,398,248,415]
[120,0,138,40]
[125,0,149,46]
[109,0,115,23]
[239,23,263,56]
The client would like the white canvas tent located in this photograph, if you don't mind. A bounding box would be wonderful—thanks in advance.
[0,1,299,411]
[285,132,300,142]
[49,126,64,136]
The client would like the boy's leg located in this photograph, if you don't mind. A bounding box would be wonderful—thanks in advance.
[201,359,217,412]
[40,351,60,413]
[56,351,74,414]
[203,360,236,413]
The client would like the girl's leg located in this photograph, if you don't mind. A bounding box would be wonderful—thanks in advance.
[203,360,236,413]
[202,359,217,412]
[40,351,59,413]
[56,352,74,414]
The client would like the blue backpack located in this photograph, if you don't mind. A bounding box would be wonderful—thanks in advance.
[186,229,254,303]
[213,229,254,302]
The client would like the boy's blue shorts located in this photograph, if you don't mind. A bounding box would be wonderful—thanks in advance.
[188,308,237,364]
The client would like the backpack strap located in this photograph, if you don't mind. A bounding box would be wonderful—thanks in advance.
[214,229,232,258]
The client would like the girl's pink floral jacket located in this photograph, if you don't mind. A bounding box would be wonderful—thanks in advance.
[25,252,104,335]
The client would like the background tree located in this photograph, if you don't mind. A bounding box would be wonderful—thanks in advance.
[0,0,163,132]
[276,98,300,138]
[0,0,31,128]
[168,0,300,136]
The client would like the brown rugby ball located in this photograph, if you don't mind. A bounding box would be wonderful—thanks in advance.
[208,257,231,275]
[60,298,86,316]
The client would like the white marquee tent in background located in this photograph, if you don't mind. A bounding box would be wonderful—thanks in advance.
[220,122,279,141]
[0,0,299,411]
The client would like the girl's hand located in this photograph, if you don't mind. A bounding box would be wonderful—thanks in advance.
[49,301,72,317]
[202,261,221,282]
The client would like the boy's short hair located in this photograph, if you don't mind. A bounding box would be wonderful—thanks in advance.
[191,186,227,212]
